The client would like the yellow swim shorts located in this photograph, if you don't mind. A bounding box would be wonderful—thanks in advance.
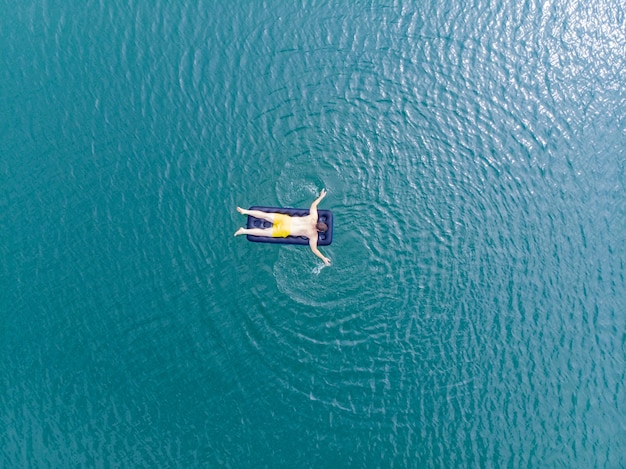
[272,213,292,237]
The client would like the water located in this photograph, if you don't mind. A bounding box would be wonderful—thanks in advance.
[2,0,625,467]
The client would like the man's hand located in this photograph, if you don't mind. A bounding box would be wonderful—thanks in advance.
[323,257,331,266]
[320,188,327,198]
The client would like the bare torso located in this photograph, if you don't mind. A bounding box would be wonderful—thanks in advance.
[289,214,317,238]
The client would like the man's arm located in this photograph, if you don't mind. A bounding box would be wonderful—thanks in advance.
[308,188,327,220]
[309,237,331,266]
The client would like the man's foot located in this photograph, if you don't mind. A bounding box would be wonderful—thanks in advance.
[236,207,247,215]
[234,227,246,236]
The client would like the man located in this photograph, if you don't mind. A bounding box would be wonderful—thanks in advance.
[234,189,331,266]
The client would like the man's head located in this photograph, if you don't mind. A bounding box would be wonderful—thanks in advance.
[316,221,328,233]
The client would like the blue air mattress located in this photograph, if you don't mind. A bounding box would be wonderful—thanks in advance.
[246,206,333,245]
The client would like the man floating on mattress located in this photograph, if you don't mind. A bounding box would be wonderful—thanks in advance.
[234,189,331,266]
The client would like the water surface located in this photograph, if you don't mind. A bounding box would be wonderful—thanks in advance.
[2,0,625,467]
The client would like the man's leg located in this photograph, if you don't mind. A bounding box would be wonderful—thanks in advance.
[234,227,273,237]
[237,207,276,223]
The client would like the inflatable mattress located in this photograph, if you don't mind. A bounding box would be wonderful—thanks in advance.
[246,206,333,246]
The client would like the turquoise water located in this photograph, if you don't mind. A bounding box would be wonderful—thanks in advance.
[2,0,625,467]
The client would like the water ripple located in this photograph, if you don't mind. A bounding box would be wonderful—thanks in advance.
[3,0,626,466]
